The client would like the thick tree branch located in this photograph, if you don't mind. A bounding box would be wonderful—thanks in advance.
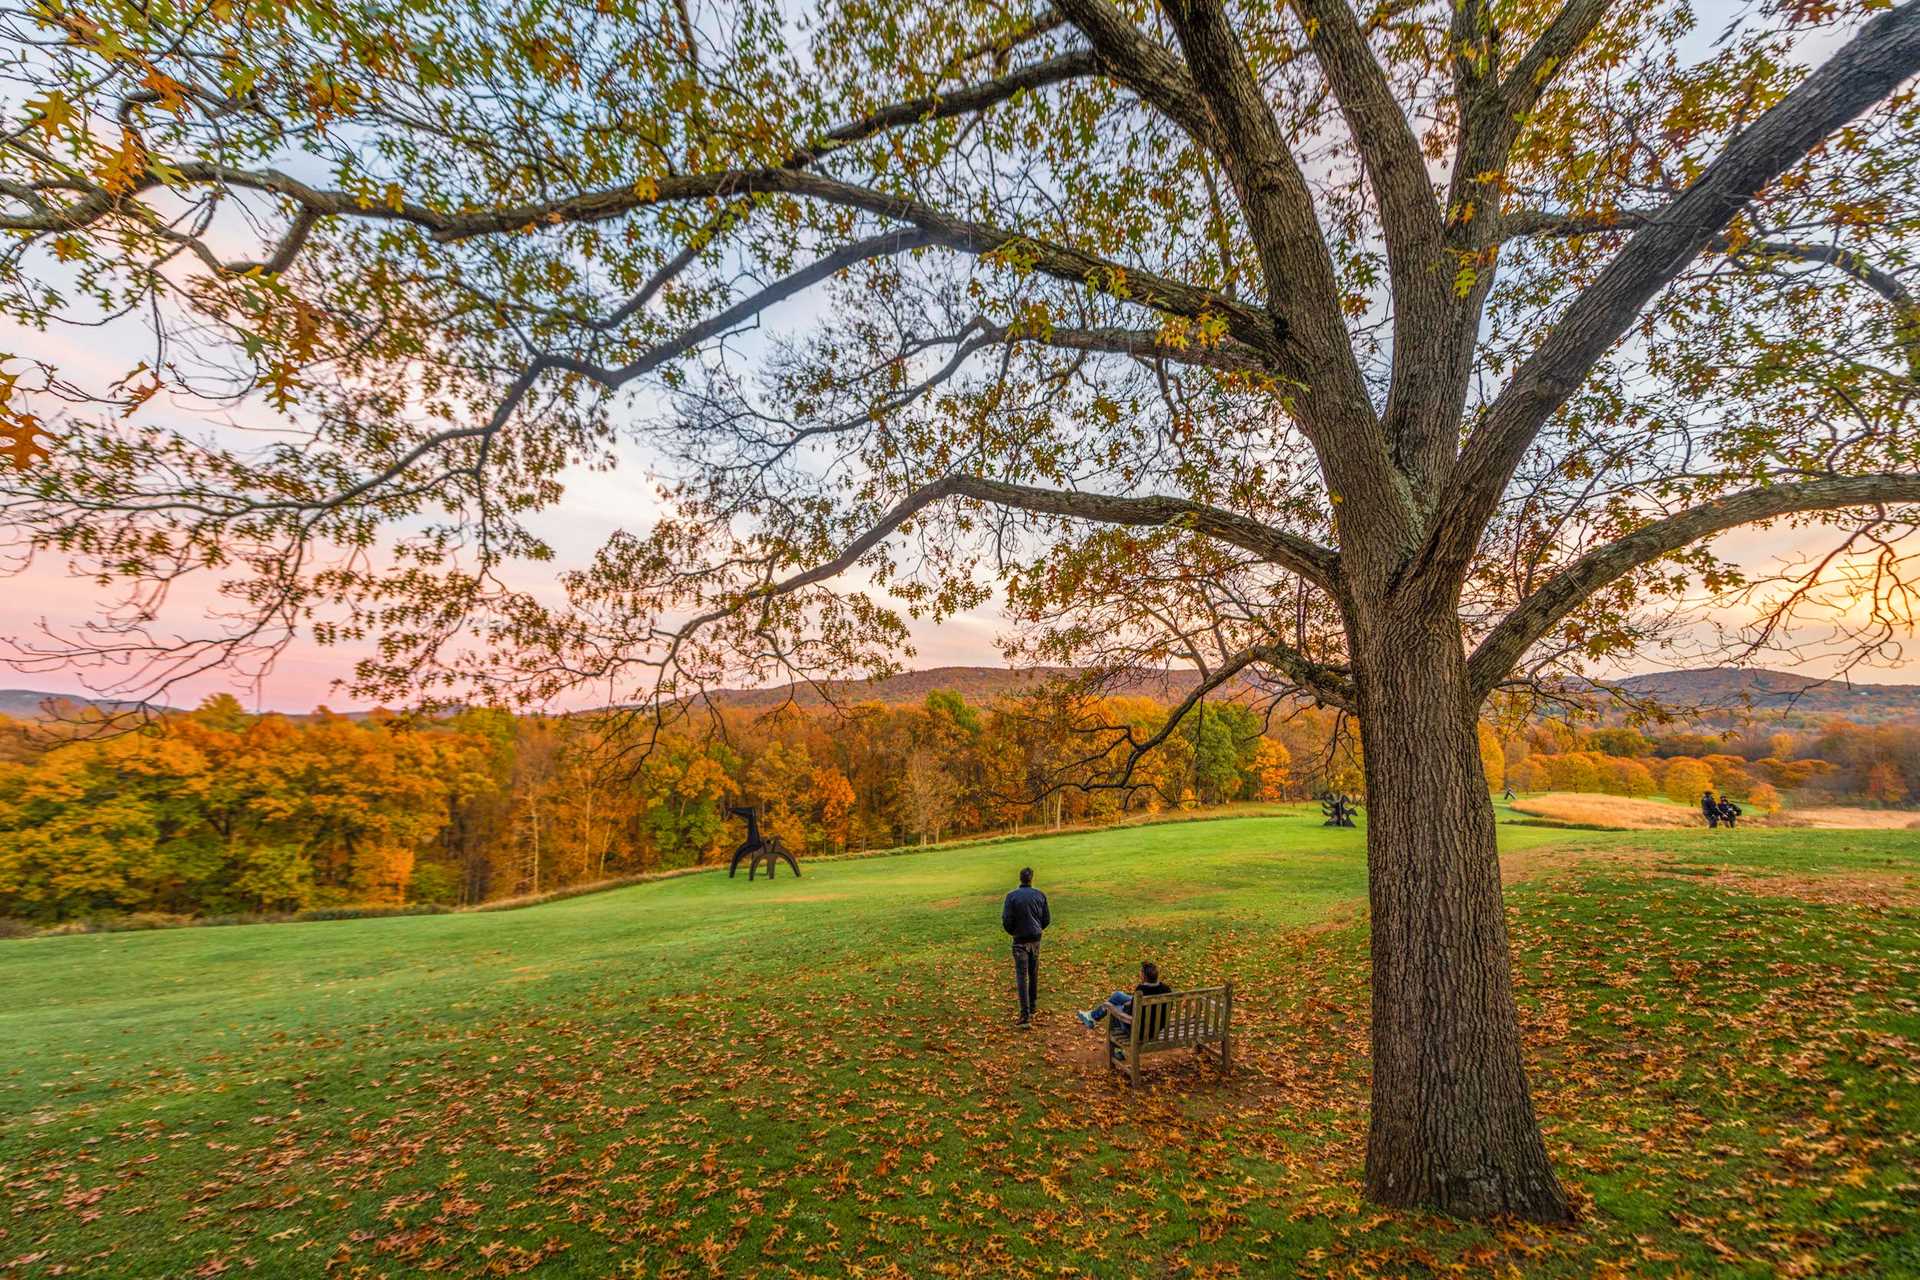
[49,161,1264,352]
[672,473,1337,651]
[1497,0,1614,127]
[1465,472,1920,697]
[948,474,1340,585]
[1291,0,1443,315]
[1428,0,1920,579]
[979,320,1266,372]
[1417,0,1612,498]
[1441,0,1611,227]
[1507,209,1920,379]
[1289,0,1457,493]
[1141,0,1405,550]
[1052,0,1221,144]
[447,169,1259,329]
[1,49,1120,298]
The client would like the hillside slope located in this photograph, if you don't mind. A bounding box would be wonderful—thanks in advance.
[2,814,1915,1277]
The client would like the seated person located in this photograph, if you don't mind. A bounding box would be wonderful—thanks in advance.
[1076,961,1173,1033]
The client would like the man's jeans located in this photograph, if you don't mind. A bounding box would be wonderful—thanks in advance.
[1011,938,1041,1020]
[1089,991,1132,1023]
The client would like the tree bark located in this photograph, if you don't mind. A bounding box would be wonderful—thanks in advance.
[1353,607,1571,1222]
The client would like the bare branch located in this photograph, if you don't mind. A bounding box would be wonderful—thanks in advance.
[660,472,1339,685]
[796,49,1099,166]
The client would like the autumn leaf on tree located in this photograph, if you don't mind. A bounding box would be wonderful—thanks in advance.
[25,90,75,136]
[97,129,148,195]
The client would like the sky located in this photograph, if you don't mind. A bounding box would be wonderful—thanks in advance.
[2,0,1914,713]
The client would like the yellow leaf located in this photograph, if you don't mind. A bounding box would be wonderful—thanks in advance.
[98,130,148,196]
[140,68,190,112]
[0,412,51,472]
[26,90,75,136]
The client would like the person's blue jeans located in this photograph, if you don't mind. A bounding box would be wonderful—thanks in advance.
[1089,991,1132,1022]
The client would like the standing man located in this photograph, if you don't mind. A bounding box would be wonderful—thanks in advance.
[1002,866,1050,1028]
[1701,789,1720,828]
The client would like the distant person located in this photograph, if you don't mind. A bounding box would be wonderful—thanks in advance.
[1075,961,1173,1036]
[1718,797,1742,829]
[1001,867,1050,1027]
[1502,784,1516,802]
[1701,790,1720,828]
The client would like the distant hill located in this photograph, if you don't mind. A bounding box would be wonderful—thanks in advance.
[698,665,1223,710]
[704,664,1920,725]
[0,689,175,720]
[1603,668,1920,723]
[5,664,1918,724]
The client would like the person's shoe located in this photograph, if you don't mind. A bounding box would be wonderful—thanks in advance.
[1075,1010,1096,1029]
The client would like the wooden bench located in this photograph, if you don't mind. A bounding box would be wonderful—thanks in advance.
[1106,984,1233,1085]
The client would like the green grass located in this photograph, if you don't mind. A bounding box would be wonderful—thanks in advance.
[1,807,1916,1278]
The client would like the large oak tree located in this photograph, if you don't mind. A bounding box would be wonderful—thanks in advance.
[3,0,1918,1221]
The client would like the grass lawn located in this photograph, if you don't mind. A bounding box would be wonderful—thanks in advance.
[2,806,1917,1278]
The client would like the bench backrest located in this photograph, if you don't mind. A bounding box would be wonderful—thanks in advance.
[1129,984,1232,1050]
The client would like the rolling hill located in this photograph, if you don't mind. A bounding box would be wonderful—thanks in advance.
[700,663,1920,722]
[1606,667,1920,723]
[5,664,1919,723]
[0,689,174,720]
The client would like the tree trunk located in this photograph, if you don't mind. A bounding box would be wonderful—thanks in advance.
[1353,608,1571,1223]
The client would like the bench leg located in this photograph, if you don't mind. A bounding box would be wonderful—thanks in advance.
[1219,1034,1231,1077]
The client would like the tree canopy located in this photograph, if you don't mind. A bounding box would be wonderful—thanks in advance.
[0,0,1910,719]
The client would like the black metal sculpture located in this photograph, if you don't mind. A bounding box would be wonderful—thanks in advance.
[728,804,802,880]
[1320,793,1359,828]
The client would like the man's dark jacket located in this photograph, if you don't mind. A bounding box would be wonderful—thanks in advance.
[1002,885,1050,942]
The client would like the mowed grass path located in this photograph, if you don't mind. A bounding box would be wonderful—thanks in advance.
[2,808,1917,1278]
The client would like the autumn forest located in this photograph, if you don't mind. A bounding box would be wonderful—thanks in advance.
[5,685,1917,926]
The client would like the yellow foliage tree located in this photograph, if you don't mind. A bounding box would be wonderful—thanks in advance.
[1663,758,1715,808]
[1475,724,1505,794]
[1249,738,1292,801]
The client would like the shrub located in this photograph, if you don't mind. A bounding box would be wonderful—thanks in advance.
[407,862,462,906]
[293,904,452,922]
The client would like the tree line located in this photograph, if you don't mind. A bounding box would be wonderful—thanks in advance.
[1499,721,1920,809]
[4,689,1914,926]
[0,689,1315,924]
